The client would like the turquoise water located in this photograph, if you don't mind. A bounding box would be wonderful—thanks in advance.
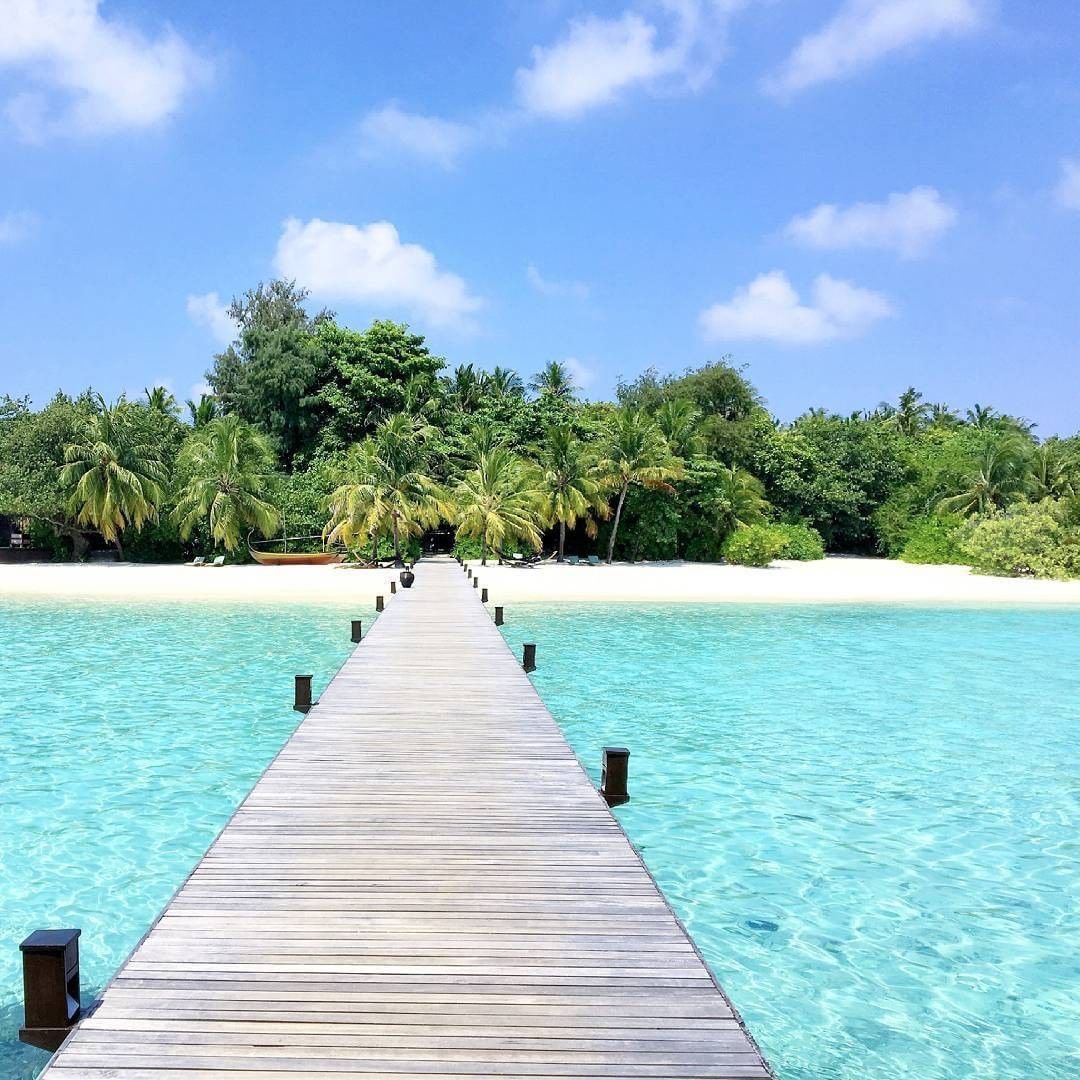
[0,599,358,1079]
[505,604,1080,1080]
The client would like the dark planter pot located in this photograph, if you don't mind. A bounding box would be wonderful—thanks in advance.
[399,569,416,589]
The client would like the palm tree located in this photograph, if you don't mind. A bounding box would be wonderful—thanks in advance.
[534,426,609,561]
[1030,440,1078,500]
[173,415,280,552]
[596,408,683,564]
[529,361,577,401]
[938,436,1030,516]
[965,403,999,429]
[890,387,930,437]
[325,413,447,566]
[714,465,768,534]
[929,402,961,429]
[483,366,525,398]
[61,400,168,557]
[446,364,484,412]
[454,447,543,565]
[655,399,704,458]
[186,394,219,429]
[144,385,180,418]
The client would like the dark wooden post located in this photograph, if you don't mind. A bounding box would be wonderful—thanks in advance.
[390,580,397,594]
[494,606,504,626]
[467,568,472,579]
[522,643,536,673]
[19,929,81,1053]
[473,577,479,589]
[481,587,488,602]
[294,675,313,713]
[375,595,384,612]
[351,619,362,643]
[601,747,630,807]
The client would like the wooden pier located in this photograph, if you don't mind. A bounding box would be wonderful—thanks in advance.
[41,557,772,1078]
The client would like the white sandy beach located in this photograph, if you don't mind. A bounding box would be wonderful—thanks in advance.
[2,556,1080,605]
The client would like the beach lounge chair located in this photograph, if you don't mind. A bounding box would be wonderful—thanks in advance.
[209,555,225,567]
[566,555,579,566]
[587,555,600,566]
[186,556,206,567]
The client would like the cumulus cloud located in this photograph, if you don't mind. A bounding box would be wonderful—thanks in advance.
[274,218,483,330]
[0,210,38,244]
[0,0,210,142]
[1056,158,1080,211]
[186,292,237,345]
[514,2,747,119]
[785,186,957,258]
[699,270,894,344]
[526,264,590,300]
[563,357,597,391]
[357,103,480,169]
[764,0,983,98]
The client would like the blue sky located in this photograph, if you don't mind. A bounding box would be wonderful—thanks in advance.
[1,1,1078,432]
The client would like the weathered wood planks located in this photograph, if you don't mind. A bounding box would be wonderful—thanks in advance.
[41,557,772,1078]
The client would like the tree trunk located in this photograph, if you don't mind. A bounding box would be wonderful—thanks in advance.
[114,535,125,561]
[370,535,378,566]
[558,521,566,562]
[480,537,487,566]
[606,484,628,565]
[392,519,402,566]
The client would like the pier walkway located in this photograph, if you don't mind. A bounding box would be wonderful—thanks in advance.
[42,557,771,1078]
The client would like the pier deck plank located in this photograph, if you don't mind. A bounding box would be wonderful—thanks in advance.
[42,557,771,1078]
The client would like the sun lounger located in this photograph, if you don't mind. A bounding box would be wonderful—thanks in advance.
[186,556,206,566]
[566,555,579,566]
[209,555,225,567]
[587,555,600,566]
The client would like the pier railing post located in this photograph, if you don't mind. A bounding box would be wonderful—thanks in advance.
[473,577,479,589]
[494,606,504,626]
[601,747,630,807]
[467,568,472,579]
[391,580,397,594]
[376,595,384,612]
[294,675,313,713]
[481,587,488,602]
[19,929,81,1053]
[522,643,536,673]
[351,620,362,643]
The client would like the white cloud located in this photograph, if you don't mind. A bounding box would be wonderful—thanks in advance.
[274,218,483,330]
[764,0,983,98]
[0,0,210,141]
[1055,158,1080,211]
[357,103,479,169]
[186,292,237,345]
[526,264,590,300]
[785,186,957,258]
[563,357,596,391]
[0,210,38,244]
[189,380,213,401]
[699,270,894,344]
[514,2,746,119]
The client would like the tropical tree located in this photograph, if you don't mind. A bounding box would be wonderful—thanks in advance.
[938,435,1031,516]
[597,408,683,564]
[889,387,931,437]
[1030,440,1078,500]
[713,464,769,534]
[529,360,577,401]
[483,366,525,399]
[324,413,446,565]
[145,385,181,418]
[60,400,168,557]
[534,425,609,561]
[655,399,704,458]
[454,447,543,564]
[445,364,485,412]
[186,394,219,429]
[173,414,280,552]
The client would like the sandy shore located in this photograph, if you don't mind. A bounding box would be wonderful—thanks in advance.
[2,556,1080,605]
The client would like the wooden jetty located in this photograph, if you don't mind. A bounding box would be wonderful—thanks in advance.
[41,557,772,1078]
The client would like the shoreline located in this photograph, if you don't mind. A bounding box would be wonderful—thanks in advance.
[2,556,1080,606]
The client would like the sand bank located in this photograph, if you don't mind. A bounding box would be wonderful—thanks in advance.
[2,557,1080,605]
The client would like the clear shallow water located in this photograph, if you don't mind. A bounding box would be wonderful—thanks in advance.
[504,604,1080,1080]
[0,599,358,1079]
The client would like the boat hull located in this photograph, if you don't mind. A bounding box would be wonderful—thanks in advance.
[250,550,343,566]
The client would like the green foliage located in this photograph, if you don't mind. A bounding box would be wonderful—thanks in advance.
[722,525,784,567]
[533,425,609,559]
[898,516,966,565]
[173,415,280,552]
[453,446,543,564]
[771,522,825,561]
[960,500,1080,579]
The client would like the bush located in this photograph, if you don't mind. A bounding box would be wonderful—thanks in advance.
[723,525,784,567]
[772,522,825,561]
[899,515,966,565]
[961,500,1080,579]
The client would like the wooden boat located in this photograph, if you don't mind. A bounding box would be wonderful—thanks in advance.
[248,529,344,566]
